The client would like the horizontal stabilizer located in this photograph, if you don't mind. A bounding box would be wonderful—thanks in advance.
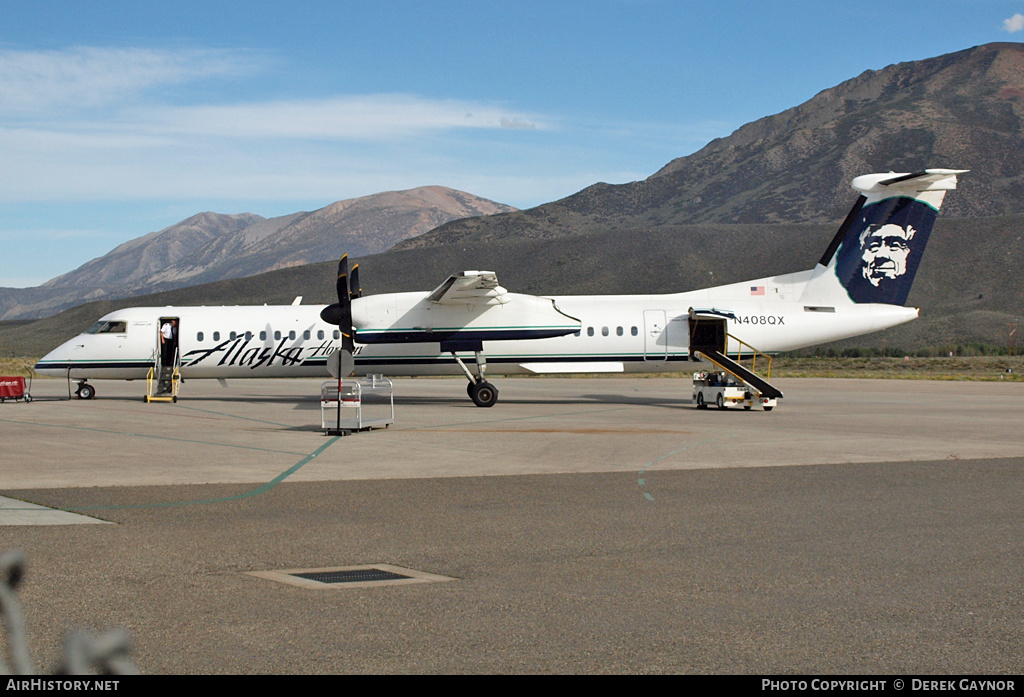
[853,169,968,193]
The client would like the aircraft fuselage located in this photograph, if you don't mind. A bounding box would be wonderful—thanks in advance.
[35,283,917,382]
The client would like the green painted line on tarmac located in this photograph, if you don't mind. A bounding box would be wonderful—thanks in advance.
[637,434,737,503]
[71,436,341,511]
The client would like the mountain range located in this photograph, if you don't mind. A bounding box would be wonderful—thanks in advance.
[2,41,1023,356]
[0,186,514,320]
[399,42,1024,251]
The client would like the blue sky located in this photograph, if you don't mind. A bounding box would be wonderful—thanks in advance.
[1,1,1022,287]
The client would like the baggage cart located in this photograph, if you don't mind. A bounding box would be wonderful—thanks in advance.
[0,376,32,403]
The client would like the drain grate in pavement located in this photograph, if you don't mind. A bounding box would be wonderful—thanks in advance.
[293,568,410,584]
[245,564,456,589]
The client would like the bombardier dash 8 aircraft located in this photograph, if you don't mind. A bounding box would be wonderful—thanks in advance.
[36,169,965,406]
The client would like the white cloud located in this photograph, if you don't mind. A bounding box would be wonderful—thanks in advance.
[1003,13,1024,32]
[0,46,257,116]
[500,117,537,130]
[143,95,547,140]
[0,45,617,219]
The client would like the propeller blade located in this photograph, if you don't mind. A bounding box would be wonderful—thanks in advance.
[339,326,354,353]
[350,263,361,300]
[336,254,350,304]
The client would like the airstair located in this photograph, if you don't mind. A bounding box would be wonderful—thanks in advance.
[688,309,783,409]
[145,349,180,403]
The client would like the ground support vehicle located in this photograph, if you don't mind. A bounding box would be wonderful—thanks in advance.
[692,371,776,411]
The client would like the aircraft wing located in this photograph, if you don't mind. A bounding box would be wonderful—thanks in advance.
[426,271,509,305]
[352,269,579,345]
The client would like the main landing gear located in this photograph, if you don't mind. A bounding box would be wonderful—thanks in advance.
[451,350,499,408]
[75,381,95,400]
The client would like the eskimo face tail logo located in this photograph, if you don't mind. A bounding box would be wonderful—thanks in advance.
[859,223,915,286]
[834,197,936,305]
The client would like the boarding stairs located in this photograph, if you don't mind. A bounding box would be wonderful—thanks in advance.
[145,349,180,403]
[689,310,784,402]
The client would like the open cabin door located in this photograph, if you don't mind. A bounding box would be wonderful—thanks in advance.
[688,312,728,358]
[157,316,180,371]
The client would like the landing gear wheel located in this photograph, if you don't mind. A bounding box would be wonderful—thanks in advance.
[716,393,726,410]
[696,392,707,409]
[468,381,499,408]
[763,406,774,412]
[77,383,95,400]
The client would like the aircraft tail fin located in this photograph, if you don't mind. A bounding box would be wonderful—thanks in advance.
[802,169,966,306]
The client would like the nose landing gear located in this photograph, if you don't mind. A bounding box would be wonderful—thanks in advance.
[75,381,95,400]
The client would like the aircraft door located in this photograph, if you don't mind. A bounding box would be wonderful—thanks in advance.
[643,310,667,360]
[158,317,180,369]
[688,315,728,358]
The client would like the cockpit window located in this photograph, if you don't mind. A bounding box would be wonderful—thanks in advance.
[85,320,127,334]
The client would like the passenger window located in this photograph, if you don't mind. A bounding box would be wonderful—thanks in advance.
[631,326,639,336]
[260,331,267,341]
[197,332,204,342]
[213,331,220,341]
[303,330,310,340]
[317,330,324,340]
[245,331,252,341]
[601,326,609,337]
[587,327,594,337]
[230,331,237,340]
[616,326,623,336]
[289,330,296,340]
[333,330,340,340]
[274,331,281,340]
[573,330,580,337]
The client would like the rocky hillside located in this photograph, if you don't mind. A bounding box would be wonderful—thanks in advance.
[2,186,514,319]
[41,212,266,289]
[398,42,1024,250]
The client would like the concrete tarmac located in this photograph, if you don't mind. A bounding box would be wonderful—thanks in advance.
[1,376,1023,674]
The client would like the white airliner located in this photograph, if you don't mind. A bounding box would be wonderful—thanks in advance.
[35,169,965,406]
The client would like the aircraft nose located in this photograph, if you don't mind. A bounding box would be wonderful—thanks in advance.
[33,337,84,376]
